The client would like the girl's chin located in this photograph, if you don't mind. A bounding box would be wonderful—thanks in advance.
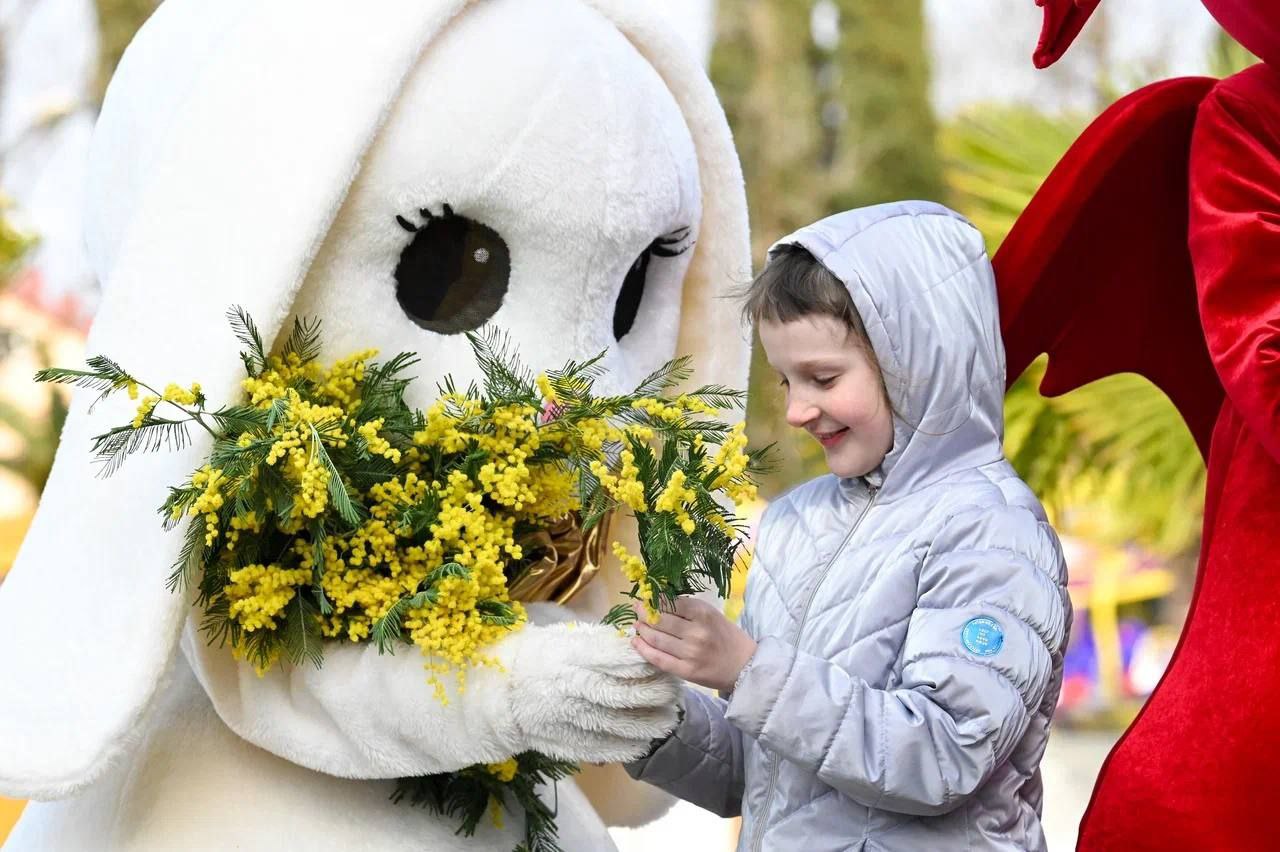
[826,452,874,479]
[824,445,885,478]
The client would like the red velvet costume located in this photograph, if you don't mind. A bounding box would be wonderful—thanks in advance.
[993,2,1280,848]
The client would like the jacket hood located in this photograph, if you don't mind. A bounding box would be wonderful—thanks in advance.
[769,201,1006,502]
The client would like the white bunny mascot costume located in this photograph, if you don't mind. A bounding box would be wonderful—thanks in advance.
[0,0,750,848]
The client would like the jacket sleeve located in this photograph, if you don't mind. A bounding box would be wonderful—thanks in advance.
[725,504,1067,816]
[1189,72,1280,462]
[624,685,746,818]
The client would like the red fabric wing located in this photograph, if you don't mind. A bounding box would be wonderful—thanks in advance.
[993,76,1224,458]
[1080,65,1280,852]
[1202,0,1280,68]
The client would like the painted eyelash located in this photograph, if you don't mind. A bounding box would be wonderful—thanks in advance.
[649,226,694,258]
[395,203,456,233]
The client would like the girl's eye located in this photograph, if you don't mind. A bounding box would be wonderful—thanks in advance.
[394,204,510,334]
[815,376,837,387]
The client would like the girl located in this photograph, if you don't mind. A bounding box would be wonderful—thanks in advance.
[627,201,1070,851]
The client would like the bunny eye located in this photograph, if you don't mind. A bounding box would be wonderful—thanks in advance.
[394,204,510,334]
[613,227,693,341]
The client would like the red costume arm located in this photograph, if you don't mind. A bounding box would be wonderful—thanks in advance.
[1189,64,1280,462]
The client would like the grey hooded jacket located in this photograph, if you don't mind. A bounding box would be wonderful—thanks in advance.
[627,202,1070,851]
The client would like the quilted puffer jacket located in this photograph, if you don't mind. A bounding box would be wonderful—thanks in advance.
[627,201,1071,851]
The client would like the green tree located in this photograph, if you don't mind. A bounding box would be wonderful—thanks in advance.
[0,200,32,284]
[828,1,944,209]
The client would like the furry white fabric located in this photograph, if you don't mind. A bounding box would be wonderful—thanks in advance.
[0,0,750,844]
[185,604,681,777]
[5,650,618,852]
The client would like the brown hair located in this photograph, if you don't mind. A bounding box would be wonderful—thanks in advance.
[741,243,880,368]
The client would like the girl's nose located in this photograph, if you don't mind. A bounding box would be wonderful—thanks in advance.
[785,394,818,428]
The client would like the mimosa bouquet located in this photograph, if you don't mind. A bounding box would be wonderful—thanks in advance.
[37,308,769,851]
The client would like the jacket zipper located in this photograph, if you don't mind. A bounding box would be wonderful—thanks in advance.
[749,481,880,852]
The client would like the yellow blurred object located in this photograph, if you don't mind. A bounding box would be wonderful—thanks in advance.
[0,797,26,844]
[724,551,751,623]
[1065,539,1176,707]
[724,497,768,624]
[0,509,35,582]
[0,510,36,843]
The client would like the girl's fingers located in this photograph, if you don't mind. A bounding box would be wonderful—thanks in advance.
[631,601,695,638]
[635,620,683,656]
[631,635,690,680]
[672,596,710,619]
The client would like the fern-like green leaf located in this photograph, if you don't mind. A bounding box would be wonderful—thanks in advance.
[282,594,325,669]
[226,305,268,376]
[281,315,323,364]
[371,587,441,653]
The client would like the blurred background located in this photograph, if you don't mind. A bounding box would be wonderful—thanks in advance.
[0,0,1259,847]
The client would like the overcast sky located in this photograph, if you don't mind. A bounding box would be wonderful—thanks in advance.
[926,0,1221,116]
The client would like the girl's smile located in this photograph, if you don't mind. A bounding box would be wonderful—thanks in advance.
[759,314,894,478]
[814,427,849,448]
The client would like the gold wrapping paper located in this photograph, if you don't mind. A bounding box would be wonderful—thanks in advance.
[508,511,614,605]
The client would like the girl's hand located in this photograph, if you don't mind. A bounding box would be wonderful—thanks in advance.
[631,597,758,694]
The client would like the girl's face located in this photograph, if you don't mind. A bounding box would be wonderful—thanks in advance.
[759,315,894,479]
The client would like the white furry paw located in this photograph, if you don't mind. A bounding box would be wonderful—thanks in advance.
[503,623,682,764]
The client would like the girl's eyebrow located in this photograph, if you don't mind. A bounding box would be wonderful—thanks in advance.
[769,358,843,377]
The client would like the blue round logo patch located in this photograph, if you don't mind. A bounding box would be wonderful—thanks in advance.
[962,617,1004,657]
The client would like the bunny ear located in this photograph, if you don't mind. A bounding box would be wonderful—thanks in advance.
[0,0,474,798]
[582,0,753,412]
